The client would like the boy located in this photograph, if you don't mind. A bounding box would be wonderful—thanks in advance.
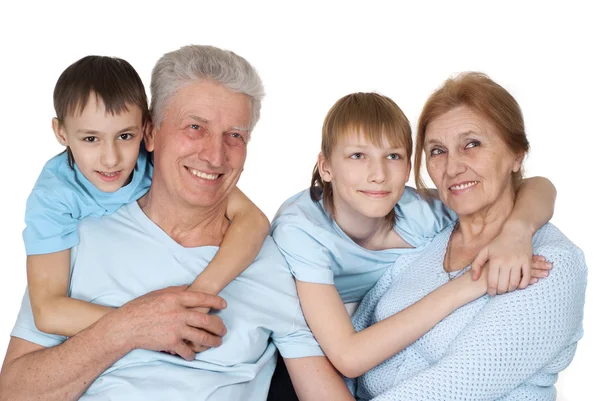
[24,55,269,348]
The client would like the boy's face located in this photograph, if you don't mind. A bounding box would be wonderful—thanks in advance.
[53,94,144,192]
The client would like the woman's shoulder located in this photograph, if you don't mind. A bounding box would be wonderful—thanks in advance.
[533,223,586,274]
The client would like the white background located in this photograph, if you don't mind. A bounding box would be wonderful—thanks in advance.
[0,1,597,399]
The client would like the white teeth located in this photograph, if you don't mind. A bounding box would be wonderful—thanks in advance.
[450,181,478,191]
[99,171,118,177]
[189,168,219,180]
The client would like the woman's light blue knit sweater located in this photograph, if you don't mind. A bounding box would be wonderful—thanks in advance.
[348,223,587,400]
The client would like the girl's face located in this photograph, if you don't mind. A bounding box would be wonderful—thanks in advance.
[319,132,410,222]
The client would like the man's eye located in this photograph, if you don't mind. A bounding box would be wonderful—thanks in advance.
[190,124,200,130]
[350,153,364,159]
[225,132,247,147]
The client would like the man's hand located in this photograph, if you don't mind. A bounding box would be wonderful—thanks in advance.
[108,286,227,360]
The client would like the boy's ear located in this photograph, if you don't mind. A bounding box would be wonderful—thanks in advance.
[143,120,156,152]
[317,152,333,183]
[52,118,68,146]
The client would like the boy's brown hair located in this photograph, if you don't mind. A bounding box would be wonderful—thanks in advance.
[53,55,149,167]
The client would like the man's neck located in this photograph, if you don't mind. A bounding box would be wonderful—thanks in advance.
[137,188,229,248]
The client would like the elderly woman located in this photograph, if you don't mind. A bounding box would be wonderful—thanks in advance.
[349,72,587,400]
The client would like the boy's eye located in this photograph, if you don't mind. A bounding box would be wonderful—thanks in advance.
[350,153,364,159]
[119,133,133,140]
[83,136,97,142]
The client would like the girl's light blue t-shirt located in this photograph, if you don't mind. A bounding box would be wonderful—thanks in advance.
[271,188,456,303]
[22,148,152,255]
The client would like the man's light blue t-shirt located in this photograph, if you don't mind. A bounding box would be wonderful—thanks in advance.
[271,188,456,303]
[22,148,152,255]
[12,201,322,400]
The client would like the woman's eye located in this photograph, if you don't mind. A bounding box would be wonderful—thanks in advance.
[119,133,133,140]
[83,136,97,142]
[387,153,401,160]
[465,140,481,149]
[430,148,444,156]
[350,153,364,159]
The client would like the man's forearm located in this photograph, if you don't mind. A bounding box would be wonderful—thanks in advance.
[0,317,130,401]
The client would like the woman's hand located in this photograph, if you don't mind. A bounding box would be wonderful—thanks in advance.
[470,222,552,295]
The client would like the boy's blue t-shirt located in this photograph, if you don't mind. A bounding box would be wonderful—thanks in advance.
[271,188,457,303]
[23,148,152,255]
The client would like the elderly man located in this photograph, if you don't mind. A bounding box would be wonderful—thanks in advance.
[0,45,354,400]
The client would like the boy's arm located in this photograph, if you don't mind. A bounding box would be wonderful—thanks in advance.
[284,356,355,401]
[187,187,269,295]
[471,176,556,294]
[27,250,113,336]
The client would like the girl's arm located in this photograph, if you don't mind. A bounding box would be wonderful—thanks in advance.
[471,176,556,294]
[187,187,269,296]
[296,270,486,379]
[27,250,113,337]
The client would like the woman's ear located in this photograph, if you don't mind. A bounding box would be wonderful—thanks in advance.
[317,152,332,182]
[52,118,68,146]
[512,151,525,173]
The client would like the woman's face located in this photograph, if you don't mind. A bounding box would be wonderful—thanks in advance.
[424,106,522,217]
[319,132,410,221]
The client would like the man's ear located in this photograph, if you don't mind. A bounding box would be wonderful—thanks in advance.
[317,152,332,182]
[52,118,68,146]
[144,120,156,152]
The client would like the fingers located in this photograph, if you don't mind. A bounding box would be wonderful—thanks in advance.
[182,325,223,349]
[495,263,511,295]
[186,311,227,337]
[487,262,500,296]
[172,341,196,361]
[471,248,489,281]
[509,265,523,292]
[181,291,227,311]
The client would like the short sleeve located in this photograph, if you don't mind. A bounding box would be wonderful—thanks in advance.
[271,218,336,285]
[23,189,79,255]
[272,303,324,359]
[11,289,66,348]
[394,187,456,247]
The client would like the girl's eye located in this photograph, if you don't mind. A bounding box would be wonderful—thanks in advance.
[465,140,481,149]
[119,133,133,140]
[83,136,97,142]
[387,153,401,160]
[350,153,364,159]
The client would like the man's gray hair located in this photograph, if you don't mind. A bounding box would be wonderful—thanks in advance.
[150,45,265,132]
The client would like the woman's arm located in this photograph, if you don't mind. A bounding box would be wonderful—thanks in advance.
[297,269,487,379]
[187,187,269,297]
[471,177,556,295]
[367,245,586,401]
[27,251,113,336]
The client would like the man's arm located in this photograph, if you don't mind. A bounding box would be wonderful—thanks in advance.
[284,356,355,401]
[0,287,227,401]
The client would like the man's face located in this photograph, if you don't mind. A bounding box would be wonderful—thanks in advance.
[146,80,251,209]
